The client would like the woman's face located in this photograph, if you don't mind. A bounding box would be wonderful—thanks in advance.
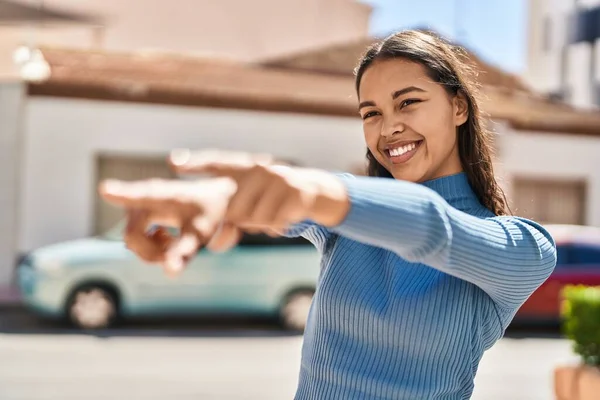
[358,58,468,182]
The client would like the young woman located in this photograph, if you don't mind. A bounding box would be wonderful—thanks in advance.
[101,30,557,399]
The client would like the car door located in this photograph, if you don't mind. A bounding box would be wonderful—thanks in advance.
[552,243,600,309]
[518,243,571,320]
[519,242,600,320]
[173,249,224,311]
[125,228,217,314]
[97,222,218,315]
[205,233,314,314]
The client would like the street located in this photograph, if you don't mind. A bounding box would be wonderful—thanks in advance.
[0,310,578,400]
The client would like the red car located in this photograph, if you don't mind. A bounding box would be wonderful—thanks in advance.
[516,224,600,323]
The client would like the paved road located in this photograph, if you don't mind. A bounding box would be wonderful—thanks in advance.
[0,309,578,400]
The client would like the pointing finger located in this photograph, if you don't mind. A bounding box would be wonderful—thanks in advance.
[100,179,186,208]
[99,179,210,227]
[168,149,274,177]
[100,179,163,209]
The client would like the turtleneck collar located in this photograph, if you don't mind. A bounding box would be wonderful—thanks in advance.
[420,172,481,210]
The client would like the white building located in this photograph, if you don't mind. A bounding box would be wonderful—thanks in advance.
[526,0,600,108]
[2,41,600,288]
[0,0,369,289]
[0,49,367,286]
[2,0,600,288]
[264,37,600,229]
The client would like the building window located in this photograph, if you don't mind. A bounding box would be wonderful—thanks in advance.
[511,177,587,225]
[93,153,298,235]
[94,153,176,235]
[542,16,553,52]
[570,5,600,44]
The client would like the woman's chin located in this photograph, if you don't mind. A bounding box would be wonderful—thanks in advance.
[389,165,428,183]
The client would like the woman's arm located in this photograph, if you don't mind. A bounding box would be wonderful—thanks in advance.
[283,221,332,253]
[101,150,556,292]
[310,175,557,310]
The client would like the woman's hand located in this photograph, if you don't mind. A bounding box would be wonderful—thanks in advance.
[99,149,350,276]
[100,177,240,276]
[169,149,349,229]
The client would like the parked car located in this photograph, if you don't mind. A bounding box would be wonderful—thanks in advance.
[515,224,600,323]
[17,221,320,331]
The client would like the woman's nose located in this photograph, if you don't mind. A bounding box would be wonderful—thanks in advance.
[381,120,405,137]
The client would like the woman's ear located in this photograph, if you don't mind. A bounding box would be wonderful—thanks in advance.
[454,92,469,127]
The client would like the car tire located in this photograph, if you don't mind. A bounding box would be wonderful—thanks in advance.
[66,285,119,330]
[279,289,315,333]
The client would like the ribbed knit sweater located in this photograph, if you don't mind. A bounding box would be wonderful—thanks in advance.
[286,172,557,400]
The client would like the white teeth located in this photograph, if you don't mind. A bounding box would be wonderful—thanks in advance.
[389,142,417,157]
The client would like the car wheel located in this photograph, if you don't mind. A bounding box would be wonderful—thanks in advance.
[280,289,314,333]
[67,286,118,329]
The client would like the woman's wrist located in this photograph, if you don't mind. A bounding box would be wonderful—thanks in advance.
[308,172,351,228]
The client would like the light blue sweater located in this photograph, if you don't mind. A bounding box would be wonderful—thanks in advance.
[286,172,556,400]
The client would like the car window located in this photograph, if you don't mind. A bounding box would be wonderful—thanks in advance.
[557,243,600,267]
[102,220,127,241]
[104,220,311,247]
[238,232,310,247]
[570,243,600,265]
[556,244,571,266]
[102,221,180,241]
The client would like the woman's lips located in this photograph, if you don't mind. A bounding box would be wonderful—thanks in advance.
[385,140,423,164]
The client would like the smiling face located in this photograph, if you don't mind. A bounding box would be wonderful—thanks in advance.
[358,58,469,183]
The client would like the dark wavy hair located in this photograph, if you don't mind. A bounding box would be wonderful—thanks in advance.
[354,29,510,216]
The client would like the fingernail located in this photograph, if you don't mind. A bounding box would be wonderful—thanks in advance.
[170,148,191,166]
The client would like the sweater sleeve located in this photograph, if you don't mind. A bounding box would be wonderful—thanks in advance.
[283,221,332,254]
[330,176,557,310]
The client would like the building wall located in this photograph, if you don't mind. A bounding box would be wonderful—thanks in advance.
[525,0,569,94]
[0,83,25,286]
[526,0,600,107]
[498,129,600,226]
[18,97,600,257]
[19,97,365,252]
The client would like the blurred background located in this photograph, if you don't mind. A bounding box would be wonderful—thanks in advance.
[1,0,600,399]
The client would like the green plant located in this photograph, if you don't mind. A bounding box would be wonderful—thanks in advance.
[562,285,600,367]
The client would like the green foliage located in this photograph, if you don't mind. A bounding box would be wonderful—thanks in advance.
[561,285,600,367]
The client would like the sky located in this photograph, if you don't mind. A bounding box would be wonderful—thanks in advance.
[364,0,528,73]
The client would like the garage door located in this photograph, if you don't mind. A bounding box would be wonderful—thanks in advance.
[94,154,176,235]
[511,177,587,225]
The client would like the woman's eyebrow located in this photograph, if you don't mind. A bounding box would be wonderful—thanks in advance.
[392,86,426,99]
[358,100,376,110]
[359,86,426,110]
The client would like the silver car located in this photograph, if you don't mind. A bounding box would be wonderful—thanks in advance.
[17,222,320,331]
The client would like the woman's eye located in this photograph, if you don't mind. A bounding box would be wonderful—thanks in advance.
[362,111,380,120]
[400,99,420,108]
